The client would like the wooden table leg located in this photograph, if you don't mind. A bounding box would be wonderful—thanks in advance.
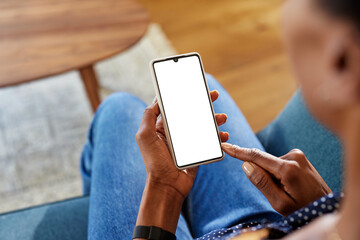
[79,65,101,112]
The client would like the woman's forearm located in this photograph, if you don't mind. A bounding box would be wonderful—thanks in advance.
[134,178,184,239]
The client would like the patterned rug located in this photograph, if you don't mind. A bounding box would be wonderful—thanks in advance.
[0,23,176,213]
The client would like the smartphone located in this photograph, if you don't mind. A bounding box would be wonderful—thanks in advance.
[150,52,224,169]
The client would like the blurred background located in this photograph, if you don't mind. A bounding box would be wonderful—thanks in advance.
[0,0,295,213]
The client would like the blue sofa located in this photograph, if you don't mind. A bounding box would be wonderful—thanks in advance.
[0,91,342,240]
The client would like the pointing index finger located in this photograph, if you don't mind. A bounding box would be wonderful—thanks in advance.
[221,143,284,179]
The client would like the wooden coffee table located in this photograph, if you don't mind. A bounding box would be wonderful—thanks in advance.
[0,0,149,111]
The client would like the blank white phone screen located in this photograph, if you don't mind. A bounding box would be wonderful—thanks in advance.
[153,55,223,168]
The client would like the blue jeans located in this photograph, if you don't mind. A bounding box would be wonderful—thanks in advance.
[81,74,281,239]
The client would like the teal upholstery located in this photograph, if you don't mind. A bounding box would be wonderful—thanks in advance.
[0,196,89,240]
[0,91,343,239]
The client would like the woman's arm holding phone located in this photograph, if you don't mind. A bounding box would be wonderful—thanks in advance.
[221,143,331,216]
[135,90,228,237]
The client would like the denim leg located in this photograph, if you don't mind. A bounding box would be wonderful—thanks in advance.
[80,93,192,240]
[182,74,282,238]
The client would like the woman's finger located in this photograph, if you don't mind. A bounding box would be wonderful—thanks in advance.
[242,162,295,216]
[215,113,227,126]
[221,143,284,179]
[219,132,229,142]
[210,90,219,102]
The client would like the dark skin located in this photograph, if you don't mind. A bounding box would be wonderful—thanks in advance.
[135,89,330,238]
[135,0,360,238]
[221,143,331,216]
[135,90,229,236]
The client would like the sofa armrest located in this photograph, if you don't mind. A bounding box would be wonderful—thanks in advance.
[0,196,89,240]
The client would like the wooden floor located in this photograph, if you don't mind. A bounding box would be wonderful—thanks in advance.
[138,0,297,132]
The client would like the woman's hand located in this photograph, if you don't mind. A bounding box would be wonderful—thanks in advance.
[135,90,228,234]
[136,90,228,201]
[222,143,331,216]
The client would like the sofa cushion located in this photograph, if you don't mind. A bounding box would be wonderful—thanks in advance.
[0,196,89,240]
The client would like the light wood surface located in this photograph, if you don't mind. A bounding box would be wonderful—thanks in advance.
[138,0,296,132]
[0,0,150,110]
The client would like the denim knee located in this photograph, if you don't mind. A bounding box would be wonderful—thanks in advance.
[81,92,146,193]
[86,92,146,146]
[98,92,145,114]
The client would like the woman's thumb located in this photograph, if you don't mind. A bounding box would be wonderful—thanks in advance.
[243,162,271,191]
[242,162,285,206]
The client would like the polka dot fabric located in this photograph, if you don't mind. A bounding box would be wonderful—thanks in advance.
[194,192,343,240]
